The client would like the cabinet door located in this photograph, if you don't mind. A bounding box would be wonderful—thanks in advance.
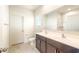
[36,39,41,51]
[40,40,46,53]
[47,44,57,53]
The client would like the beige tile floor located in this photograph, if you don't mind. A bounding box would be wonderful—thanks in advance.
[8,43,39,53]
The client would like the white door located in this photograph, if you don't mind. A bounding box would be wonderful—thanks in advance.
[10,15,24,45]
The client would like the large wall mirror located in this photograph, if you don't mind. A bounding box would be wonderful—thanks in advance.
[35,5,79,36]
[63,10,79,35]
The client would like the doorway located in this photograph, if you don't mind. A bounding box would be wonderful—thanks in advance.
[9,15,24,46]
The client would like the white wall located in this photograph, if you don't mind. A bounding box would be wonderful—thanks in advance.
[0,5,9,48]
[9,6,34,44]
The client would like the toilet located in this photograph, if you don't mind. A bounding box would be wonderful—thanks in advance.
[29,37,35,47]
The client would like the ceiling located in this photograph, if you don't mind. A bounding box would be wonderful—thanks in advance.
[17,5,41,11]
[10,5,79,14]
[20,5,79,14]
[55,5,79,14]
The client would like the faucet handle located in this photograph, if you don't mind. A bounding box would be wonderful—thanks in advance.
[62,33,65,38]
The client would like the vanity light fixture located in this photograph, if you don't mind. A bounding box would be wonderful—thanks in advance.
[67,8,71,11]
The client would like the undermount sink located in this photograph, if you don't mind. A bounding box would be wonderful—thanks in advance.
[39,31,65,39]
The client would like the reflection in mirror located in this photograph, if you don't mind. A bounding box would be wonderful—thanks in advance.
[64,10,79,31]
[63,10,79,36]
[35,16,42,32]
[46,12,58,31]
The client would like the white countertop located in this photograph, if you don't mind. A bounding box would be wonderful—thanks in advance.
[37,31,79,49]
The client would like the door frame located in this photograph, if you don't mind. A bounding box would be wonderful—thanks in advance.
[9,15,24,46]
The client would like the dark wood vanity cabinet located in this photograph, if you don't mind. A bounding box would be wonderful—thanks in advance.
[36,34,57,53]
[36,34,46,53]
[36,38,41,51]
[46,43,57,53]
[36,34,79,53]
[40,40,46,53]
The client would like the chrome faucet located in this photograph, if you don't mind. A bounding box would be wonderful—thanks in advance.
[45,30,47,34]
[62,33,65,38]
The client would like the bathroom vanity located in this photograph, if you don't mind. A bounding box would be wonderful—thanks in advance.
[36,31,79,53]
